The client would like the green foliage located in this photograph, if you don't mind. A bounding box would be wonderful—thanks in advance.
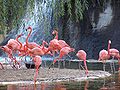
[0,0,29,34]
[52,0,89,22]
[0,0,104,36]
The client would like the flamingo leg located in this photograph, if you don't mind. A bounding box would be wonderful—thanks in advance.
[110,62,113,73]
[83,60,88,76]
[103,63,106,72]
[63,59,65,69]
[34,67,39,84]
[67,54,73,67]
[112,61,115,73]
[0,63,4,69]
[78,61,81,70]
[48,59,57,69]
[58,60,60,69]
[44,60,46,68]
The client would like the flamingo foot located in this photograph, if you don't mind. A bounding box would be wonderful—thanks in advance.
[34,80,37,90]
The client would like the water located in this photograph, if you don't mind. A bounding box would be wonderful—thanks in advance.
[0,72,120,90]
[17,0,53,44]
[93,0,113,32]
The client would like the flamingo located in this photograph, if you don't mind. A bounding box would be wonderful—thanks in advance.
[98,49,110,62]
[108,40,119,72]
[32,55,42,85]
[45,29,71,55]
[26,40,51,57]
[52,29,58,40]
[45,37,62,56]
[0,33,25,68]
[27,47,44,57]
[108,40,119,59]
[98,40,111,72]
[76,50,88,76]
[52,29,70,48]
[6,33,23,52]
[99,49,111,72]
[41,40,52,56]
[25,26,41,49]
[0,46,19,69]
[49,47,75,69]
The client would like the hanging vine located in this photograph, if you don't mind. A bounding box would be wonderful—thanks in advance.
[0,0,105,36]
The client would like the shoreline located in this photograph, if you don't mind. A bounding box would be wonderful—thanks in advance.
[0,65,111,85]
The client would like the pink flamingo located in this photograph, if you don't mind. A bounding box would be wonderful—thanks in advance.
[45,29,71,55]
[98,40,111,62]
[76,50,88,76]
[52,29,70,48]
[27,47,44,57]
[98,49,110,63]
[108,40,119,59]
[0,46,19,69]
[107,40,120,72]
[25,26,41,49]
[33,55,42,84]
[1,34,25,68]
[49,47,75,68]
[27,40,52,59]
[98,40,113,72]
[52,29,58,40]
[41,40,52,56]
[45,37,62,56]
[6,33,23,53]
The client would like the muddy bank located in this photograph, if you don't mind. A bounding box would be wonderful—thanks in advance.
[0,65,111,85]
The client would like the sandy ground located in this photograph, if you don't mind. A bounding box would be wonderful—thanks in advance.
[0,64,111,84]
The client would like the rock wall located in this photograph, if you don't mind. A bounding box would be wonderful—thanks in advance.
[59,0,120,59]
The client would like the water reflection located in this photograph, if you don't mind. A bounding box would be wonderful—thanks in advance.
[7,85,17,90]
[1,73,120,90]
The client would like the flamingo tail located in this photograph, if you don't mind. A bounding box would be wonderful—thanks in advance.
[34,67,39,83]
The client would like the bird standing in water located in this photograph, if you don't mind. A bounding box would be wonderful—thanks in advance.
[76,50,88,76]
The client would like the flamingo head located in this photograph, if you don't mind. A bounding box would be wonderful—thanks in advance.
[26,26,32,32]
[52,29,58,35]
[0,46,5,50]
[42,40,48,46]
[108,40,111,44]
[76,53,78,57]
[70,48,75,52]
[17,33,24,37]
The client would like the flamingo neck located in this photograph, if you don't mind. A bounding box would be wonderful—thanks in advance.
[26,29,32,46]
[107,41,111,55]
[42,41,45,49]
[16,36,22,49]
[54,31,58,40]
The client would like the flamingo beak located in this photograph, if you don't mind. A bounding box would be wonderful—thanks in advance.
[76,53,78,57]
[109,40,111,44]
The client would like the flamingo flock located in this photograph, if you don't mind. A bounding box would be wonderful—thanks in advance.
[0,26,120,84]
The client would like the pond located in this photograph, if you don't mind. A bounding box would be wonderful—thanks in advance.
[0,72,120,90]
